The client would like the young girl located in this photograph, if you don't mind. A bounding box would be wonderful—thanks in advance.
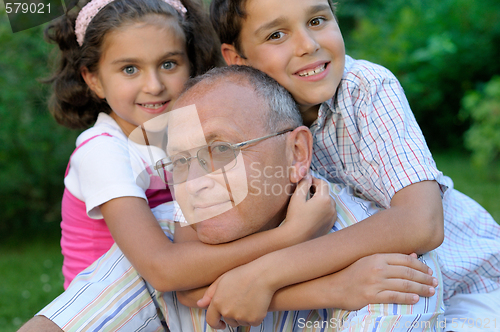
[44,0,335,291]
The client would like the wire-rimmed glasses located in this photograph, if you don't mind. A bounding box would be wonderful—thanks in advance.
[154,128,294,185]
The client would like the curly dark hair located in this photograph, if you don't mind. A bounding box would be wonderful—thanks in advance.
[44,0,224,129]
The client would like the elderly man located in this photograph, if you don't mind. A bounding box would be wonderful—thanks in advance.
[20,66,443,332]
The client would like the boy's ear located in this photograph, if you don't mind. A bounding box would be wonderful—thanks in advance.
[81,67,105,99]
[287,126,314,183]
[221,43,248,66]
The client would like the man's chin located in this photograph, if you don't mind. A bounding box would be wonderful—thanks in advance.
[194,216,244,245]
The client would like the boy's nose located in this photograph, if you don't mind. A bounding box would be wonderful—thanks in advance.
[143,71,165,95]
[294,29,320,56]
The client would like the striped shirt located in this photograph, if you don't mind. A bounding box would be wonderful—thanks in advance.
[39,180,445,331]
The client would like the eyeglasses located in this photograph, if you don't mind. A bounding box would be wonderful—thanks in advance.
[154,128,294,185]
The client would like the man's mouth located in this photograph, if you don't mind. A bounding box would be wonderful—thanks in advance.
[297,63,328,77]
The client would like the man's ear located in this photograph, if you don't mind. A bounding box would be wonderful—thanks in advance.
[221,43,248,66]
[81,67,105,99]
[287,126,313,183]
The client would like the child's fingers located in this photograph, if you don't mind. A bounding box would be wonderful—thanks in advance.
[205,305,226,330]
[381,274,436,297]
[196,277,219,308]
[310,177,335,206]
[385,253,434,275]
[290,174,313,203]
[375,290,420,305]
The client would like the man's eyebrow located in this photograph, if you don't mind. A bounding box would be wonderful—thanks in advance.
[111,51,185,65]
[254,17,287,37]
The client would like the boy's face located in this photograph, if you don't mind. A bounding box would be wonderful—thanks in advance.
[231,0,345,112]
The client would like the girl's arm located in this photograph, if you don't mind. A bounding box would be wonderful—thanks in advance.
[100,176,335,292]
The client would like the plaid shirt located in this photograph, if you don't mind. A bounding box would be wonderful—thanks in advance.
[311,55,500,303]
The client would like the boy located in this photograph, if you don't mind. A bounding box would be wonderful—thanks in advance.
[209,0,500,328]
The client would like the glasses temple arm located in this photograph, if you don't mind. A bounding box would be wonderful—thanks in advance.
[233,128,294,149]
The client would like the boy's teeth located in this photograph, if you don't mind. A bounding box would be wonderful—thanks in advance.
[298,64,326,77]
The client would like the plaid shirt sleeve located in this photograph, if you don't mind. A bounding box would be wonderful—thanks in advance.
[311,56,445,208]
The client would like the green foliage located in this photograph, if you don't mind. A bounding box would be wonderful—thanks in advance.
[460,76,500,175]
[0,241,64,331]
[342,0,500,150]
[0,15,80,240]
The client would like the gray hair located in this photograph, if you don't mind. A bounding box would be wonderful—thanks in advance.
[182,65,303,132]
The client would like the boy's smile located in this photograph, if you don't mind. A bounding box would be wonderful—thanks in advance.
[224,0,345,115]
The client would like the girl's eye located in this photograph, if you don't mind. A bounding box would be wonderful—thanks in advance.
[310,17,325,27]
[162,61,176,70]
[123,66,137,75]
[268,31,284,41]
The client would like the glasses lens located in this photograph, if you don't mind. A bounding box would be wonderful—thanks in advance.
[198,143,237,173]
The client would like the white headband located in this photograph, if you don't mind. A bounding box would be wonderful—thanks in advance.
[75,0,187,46]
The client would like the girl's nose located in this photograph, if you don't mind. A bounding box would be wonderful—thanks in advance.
[143,71,165,95]
[294,29,320,57]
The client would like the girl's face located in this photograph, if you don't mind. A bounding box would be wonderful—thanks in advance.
[228,0,345,113]
[82,17,190,136]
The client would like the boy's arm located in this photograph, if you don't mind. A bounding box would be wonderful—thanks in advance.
[198,180,443,327]
[254,180,443,293]
[202,253,438,328]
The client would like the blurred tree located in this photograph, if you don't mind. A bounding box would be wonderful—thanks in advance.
[460,76,500,177]
[0,15,80,242]
[341,0,500,150]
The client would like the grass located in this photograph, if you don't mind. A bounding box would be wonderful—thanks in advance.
[0,240,64,332]
[433,151,500,223]
[0,152,498,332]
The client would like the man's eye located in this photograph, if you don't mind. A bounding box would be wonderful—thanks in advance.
[162,61,176,70]
[268,31,284,41]
[172,157,188,167]
[123,66,137,75]
[213,144,230,153]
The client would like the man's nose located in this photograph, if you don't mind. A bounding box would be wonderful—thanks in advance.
[184,159,214,194]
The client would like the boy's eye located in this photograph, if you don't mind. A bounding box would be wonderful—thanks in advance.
[310,17,325,27]
[162,61,176,70]
[268,31,284,41]
[123,66,137,75]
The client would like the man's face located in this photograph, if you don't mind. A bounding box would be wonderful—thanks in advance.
[168,81,293,244]
[236,0,345,112]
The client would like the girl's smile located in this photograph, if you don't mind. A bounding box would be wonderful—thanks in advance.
[82,16,190,136]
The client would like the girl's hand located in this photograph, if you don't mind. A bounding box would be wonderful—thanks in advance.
[197,263,274,328]
[324,253,438,310]
[282,175,337,241]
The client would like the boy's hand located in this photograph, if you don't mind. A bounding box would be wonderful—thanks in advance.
[197,262,274,328]
[326,253,438,310]
[283,175,337,241]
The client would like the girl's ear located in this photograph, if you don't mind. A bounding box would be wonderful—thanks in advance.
[221,43,248,66]
[81,67,105,99]
[287,126,314,183]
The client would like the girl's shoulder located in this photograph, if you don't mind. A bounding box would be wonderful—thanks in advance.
[75,113,127,147]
